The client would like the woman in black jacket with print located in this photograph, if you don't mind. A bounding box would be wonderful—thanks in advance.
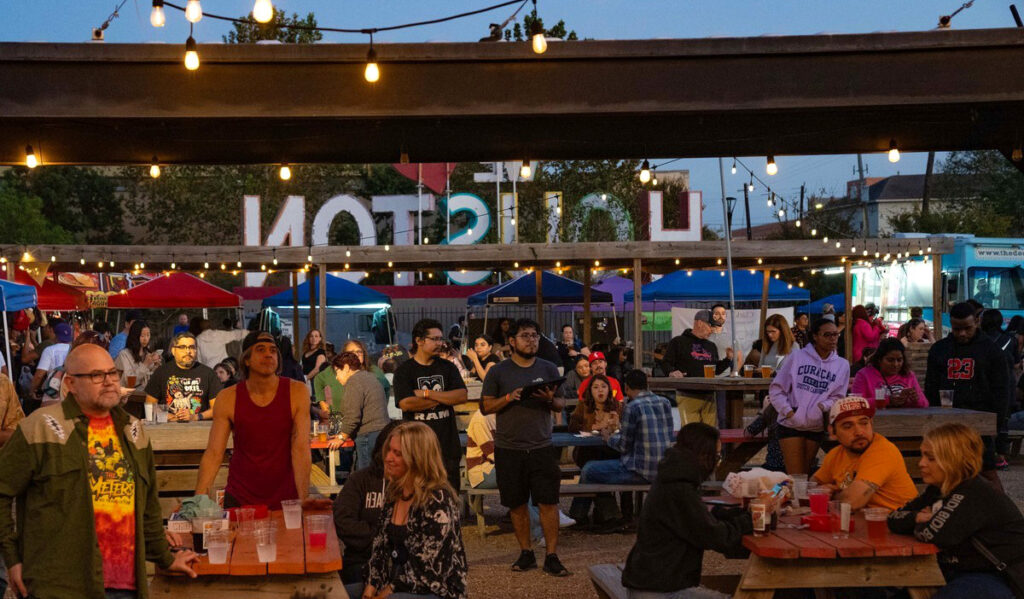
[622,423,751,597]
[888,423,1024,599]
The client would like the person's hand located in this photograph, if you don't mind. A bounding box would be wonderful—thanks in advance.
[165,529,183,547]
[167,549,199,577]
[9,563,27,597]
[534,385,556,405]
[580,347,591,356]
[302,496,333,511]
[507,388,523,402]
[599,425,616,442]
[568,348,579,357]
[726,348,735,360]
[318,401,331,417]
[327,436,346,450]
[915,507,933,524]
[373,585,394,599]
[669,370,684,378]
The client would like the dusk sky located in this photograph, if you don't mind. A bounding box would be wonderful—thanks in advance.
[4,1,1018,233]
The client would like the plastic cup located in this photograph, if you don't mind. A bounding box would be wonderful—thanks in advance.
[306,514,331,550]
[236,508,255,535]
[807,488,830,515]
[255,525,277,563]
[940,390,954,408]
[864,507,890,540]
[829,501,851,539]
[191,517,210,553]
[760,366,773,379]
[144,402,154,422]
[206,530,230,564]
[155,402,168,423]
[743,365,754,378]
[703,364,715,378]
[281,499,303,530]
[790,474,809,501]
[127,375,137,388]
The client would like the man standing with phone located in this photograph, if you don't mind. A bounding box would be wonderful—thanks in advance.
[482,318,570,577]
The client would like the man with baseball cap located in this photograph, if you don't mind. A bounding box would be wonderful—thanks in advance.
[577,351,623,401]
[662,310,734,425]
[811,396,917,511]
[30,321,74,398]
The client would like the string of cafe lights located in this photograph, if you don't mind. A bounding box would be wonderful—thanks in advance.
[154,0,548,80]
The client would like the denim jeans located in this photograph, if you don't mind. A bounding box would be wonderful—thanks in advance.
[344,583,440,599]
[935,572,1015,599]
[1009,410,1024,431]
[627,586,729,599]
[569,459,648,522]
[355,429,381,471]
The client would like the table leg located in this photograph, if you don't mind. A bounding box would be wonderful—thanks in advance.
[907,589,938,599]
[726,389,745,429]
[329,448,338,484]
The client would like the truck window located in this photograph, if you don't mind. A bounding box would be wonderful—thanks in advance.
[968,267,1024,310]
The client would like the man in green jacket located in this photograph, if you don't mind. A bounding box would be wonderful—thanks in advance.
[0,344,198,599]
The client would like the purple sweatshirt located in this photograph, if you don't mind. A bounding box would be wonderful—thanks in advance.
[769,343,850,431]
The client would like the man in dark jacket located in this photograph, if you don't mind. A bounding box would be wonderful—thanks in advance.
[981,309,1018,466]
[925,302,1009,490]
[662,310,734,426]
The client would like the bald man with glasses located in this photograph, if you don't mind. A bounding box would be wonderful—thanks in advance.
[145,333,221,423]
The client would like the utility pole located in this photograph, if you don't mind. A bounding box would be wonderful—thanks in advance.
[799,184,805,221]
[922,151,935,217]
[856,154,869,237]
[743,184,753,240]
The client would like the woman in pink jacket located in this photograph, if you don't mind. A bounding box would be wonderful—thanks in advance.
[849,338,928,408]
[768,318,851,474]
[851,304,888,364]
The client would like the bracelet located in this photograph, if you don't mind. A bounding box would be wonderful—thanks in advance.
[197,413,203,421]
[423,388,430,399]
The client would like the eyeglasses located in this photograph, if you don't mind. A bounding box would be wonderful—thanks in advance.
[818,332,840,339]
[173,345,198,352]
[67,369,121,384]
[423,336,445,343]
[516,333,540,340]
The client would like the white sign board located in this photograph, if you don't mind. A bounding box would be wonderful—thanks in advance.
[671,306,794,361]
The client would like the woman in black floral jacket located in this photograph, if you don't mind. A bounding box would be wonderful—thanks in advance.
[361,421,467,599]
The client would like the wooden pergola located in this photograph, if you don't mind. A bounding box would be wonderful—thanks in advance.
[2,237,954,366]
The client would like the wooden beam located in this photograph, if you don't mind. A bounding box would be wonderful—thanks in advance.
[318,264,327,334]
[633,259,643,370]
[759,270,771,351]
[308,271,317,333]
[845,261,854,361]
[535,269,543,325]
[582,267,592,347]
[932,257,944,338]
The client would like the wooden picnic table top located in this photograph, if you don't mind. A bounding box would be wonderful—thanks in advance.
[743,514,939,560]
[147,421,232,452]
[186,509,342,577]
[649,376,772,391]
[872,407,995,437]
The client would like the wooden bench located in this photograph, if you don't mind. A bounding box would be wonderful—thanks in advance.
[589,563,740,599]
[1008,431,1024,457]
[464,483,651,537]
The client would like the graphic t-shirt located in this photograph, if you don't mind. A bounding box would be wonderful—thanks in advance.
[392,357,466,465]
[88,415,136,590]
[145,361,222,415]
[812,433,918,511]
[482,357,561,451]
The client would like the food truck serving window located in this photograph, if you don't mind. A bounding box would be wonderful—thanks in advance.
[968,267,1024,310]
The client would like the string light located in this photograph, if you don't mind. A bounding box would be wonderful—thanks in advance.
[364,36,380,83]
[513,262,519,268]
[520,161,531,179]
[638,160,651,184]
[109,260,115,267]
[823,236,829,243]
[185,0,202,23]
[510,218,516,225]
[220,263,226,270]
[344,263,350,269]
[803,256,808,261]
[279,163,292,181]
[888,139,900,163]
[1013,143,1023,162]
[184,35,199,71]
[345,249,352,257]
[795,219,801,228]
[731,160,736,175]
[25,145,38,169]
[766,155,778,176]
[810,228,817,237]
[716,258,722,265]
[651,170,658,186]
[594,260,600,266]
[50,255,55,262]
[150,0,166,27]
[98,261,104,268]
[149,157,161,179]
[530,0,547,54]
[272,249,278,265]
[260,264,266,271]
[777,208,785,218]
[555,261,561,267]
[757,258,763,265]
[387,261,393,268]
[748,177,755,193]
[384,244,390,251]
[140,262,145,269]
[674,258,680,265]
[171,260,176,269]
[80,257,86,265]
[252,0,274,23]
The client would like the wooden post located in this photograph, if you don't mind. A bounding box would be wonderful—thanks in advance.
[582,267,592,346]
[759,270,771,349]
[535,269,543,325]
[318,264,327,334]
[932,256,944,338]
[844,261,854,360]
[291,271,300,359]
[308,271,317,332]
[633,258,642,370]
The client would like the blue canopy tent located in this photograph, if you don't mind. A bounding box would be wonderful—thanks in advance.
[797,293,845,315]
[262,273,393,344]
[466,271,615,340]
[1,278,38,375]
[624,270,810,304]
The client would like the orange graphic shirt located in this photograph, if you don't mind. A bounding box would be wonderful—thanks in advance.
[87,415,136,590]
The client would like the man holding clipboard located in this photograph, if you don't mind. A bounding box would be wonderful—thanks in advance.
[482,318,570,578]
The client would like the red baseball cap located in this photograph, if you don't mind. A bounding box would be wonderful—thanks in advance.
[829,396,876,427]
[588,351,606,364]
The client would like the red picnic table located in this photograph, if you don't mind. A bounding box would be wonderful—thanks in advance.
[153,509,347,598]
[735,513,945,599]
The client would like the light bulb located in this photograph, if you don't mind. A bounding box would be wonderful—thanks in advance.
[1012,144,1022,162]
[272,256,278,265]
[306,254,312,262]
[510,218,516,225]
[98,261,104,268]
[731,161,737,175]
[364,44,380,83]
[795,219,801,228]
[532,32,547,54]
[279,164,291,180]
[109,260,114,267]
[50,255,55,262]
[468,228,473,235]
[252,0,274,23]
[811,228,817,236]
[639,160,651,183]
[520,162,532,179]
[345,249,352,257]
[387,261,393,268]
[149,157,161,178]
[778,208,785,218]
[422,237,429,244]
[150,0,166,27]
[25,145,38,169]
[80,257,86,265]
[888,139,900,163]
[766,155,778,176]
[748,183,755,192]
[384,244,390,251]
[823,236,829,243]
[184,36,200,71]
[220,263,226,270]
[651,175,658,186]
[171,262,176,269]
[140,262,145,269]
[237,260,243,267]
[204,261,209,269]
[185,0,202,23]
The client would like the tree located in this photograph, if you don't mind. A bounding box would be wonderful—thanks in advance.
[505,11,578,41]
[223,10,323,44]
[0,180,74,244]
[2,166,125,244]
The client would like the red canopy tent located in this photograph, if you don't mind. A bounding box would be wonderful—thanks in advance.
[15,271,88,311]
[107,273,241,309]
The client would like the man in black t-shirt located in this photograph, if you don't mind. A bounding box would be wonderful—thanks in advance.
[145,332,222,422]
[392,319,468,492]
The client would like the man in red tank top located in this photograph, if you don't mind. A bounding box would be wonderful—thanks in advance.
[195,332,316,509]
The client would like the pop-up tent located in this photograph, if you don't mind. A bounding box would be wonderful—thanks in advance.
[1,278,38,373]
[625,270,810,304]
[797,293,845,314]
[467,271,612,306]
[262,273,391,310]
[15,271,88,311]
[107,272,242,308]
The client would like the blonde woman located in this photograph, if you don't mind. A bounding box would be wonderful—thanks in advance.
[888,423,1024,599]
[361,422,467,599]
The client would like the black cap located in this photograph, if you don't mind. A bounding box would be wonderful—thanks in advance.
[242,330,276,353]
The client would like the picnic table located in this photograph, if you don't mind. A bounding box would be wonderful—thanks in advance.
[649,376,771,428]
[151,509,346,598]
[736,513,944,598]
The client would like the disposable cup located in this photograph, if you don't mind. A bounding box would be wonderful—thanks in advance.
[743,365,754,378]
[864,507,890,540]
[703,364,715,378]
[255,526,277,563]
[206,530,230,564]
[306,514,331,550]
[940,390,954,408]
[144,403,154,422]
[236,508,255,535]
[281,499,302,529]
[760,366,773,379]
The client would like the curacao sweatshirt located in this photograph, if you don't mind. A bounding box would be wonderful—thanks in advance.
[769,343,850,431]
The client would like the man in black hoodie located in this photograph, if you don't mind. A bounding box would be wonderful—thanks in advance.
[662,310,734,426]
[981,309,1018,467]
[925,302,1009,491]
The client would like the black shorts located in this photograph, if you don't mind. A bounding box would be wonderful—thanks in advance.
[981,435,998,471]
[776,423,824,442]
[494,445,560,508]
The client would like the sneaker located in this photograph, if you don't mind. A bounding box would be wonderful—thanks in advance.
[558,511,576,528]
[511,550,537,572]
[996,456,1010,470]
[543,553,571,577]
[592,518,628,535]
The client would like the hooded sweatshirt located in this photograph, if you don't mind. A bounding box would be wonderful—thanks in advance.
[621,446,752,592]
[924,331,1009,416]
[663,329,732,378]
[769,343,850,431]
[333,464,387,584]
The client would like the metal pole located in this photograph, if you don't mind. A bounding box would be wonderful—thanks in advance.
[743,185,753,241]
[291,271,300,358]
[857,153,869,237]
[632,259,643,370]
[719,158,738,375]
[318,264,327,334]
[417,163,423,283]
[845,261,854,360]
[582,267,592,346]
[535,269,543,325]
[445,162,451,285]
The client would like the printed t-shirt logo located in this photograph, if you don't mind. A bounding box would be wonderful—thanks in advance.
[165,375,205,414]
[796,363,838,393]
[88,416,136,590]
[689,344,712,361]
[416,375,445,392]
[946,358,975,380]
